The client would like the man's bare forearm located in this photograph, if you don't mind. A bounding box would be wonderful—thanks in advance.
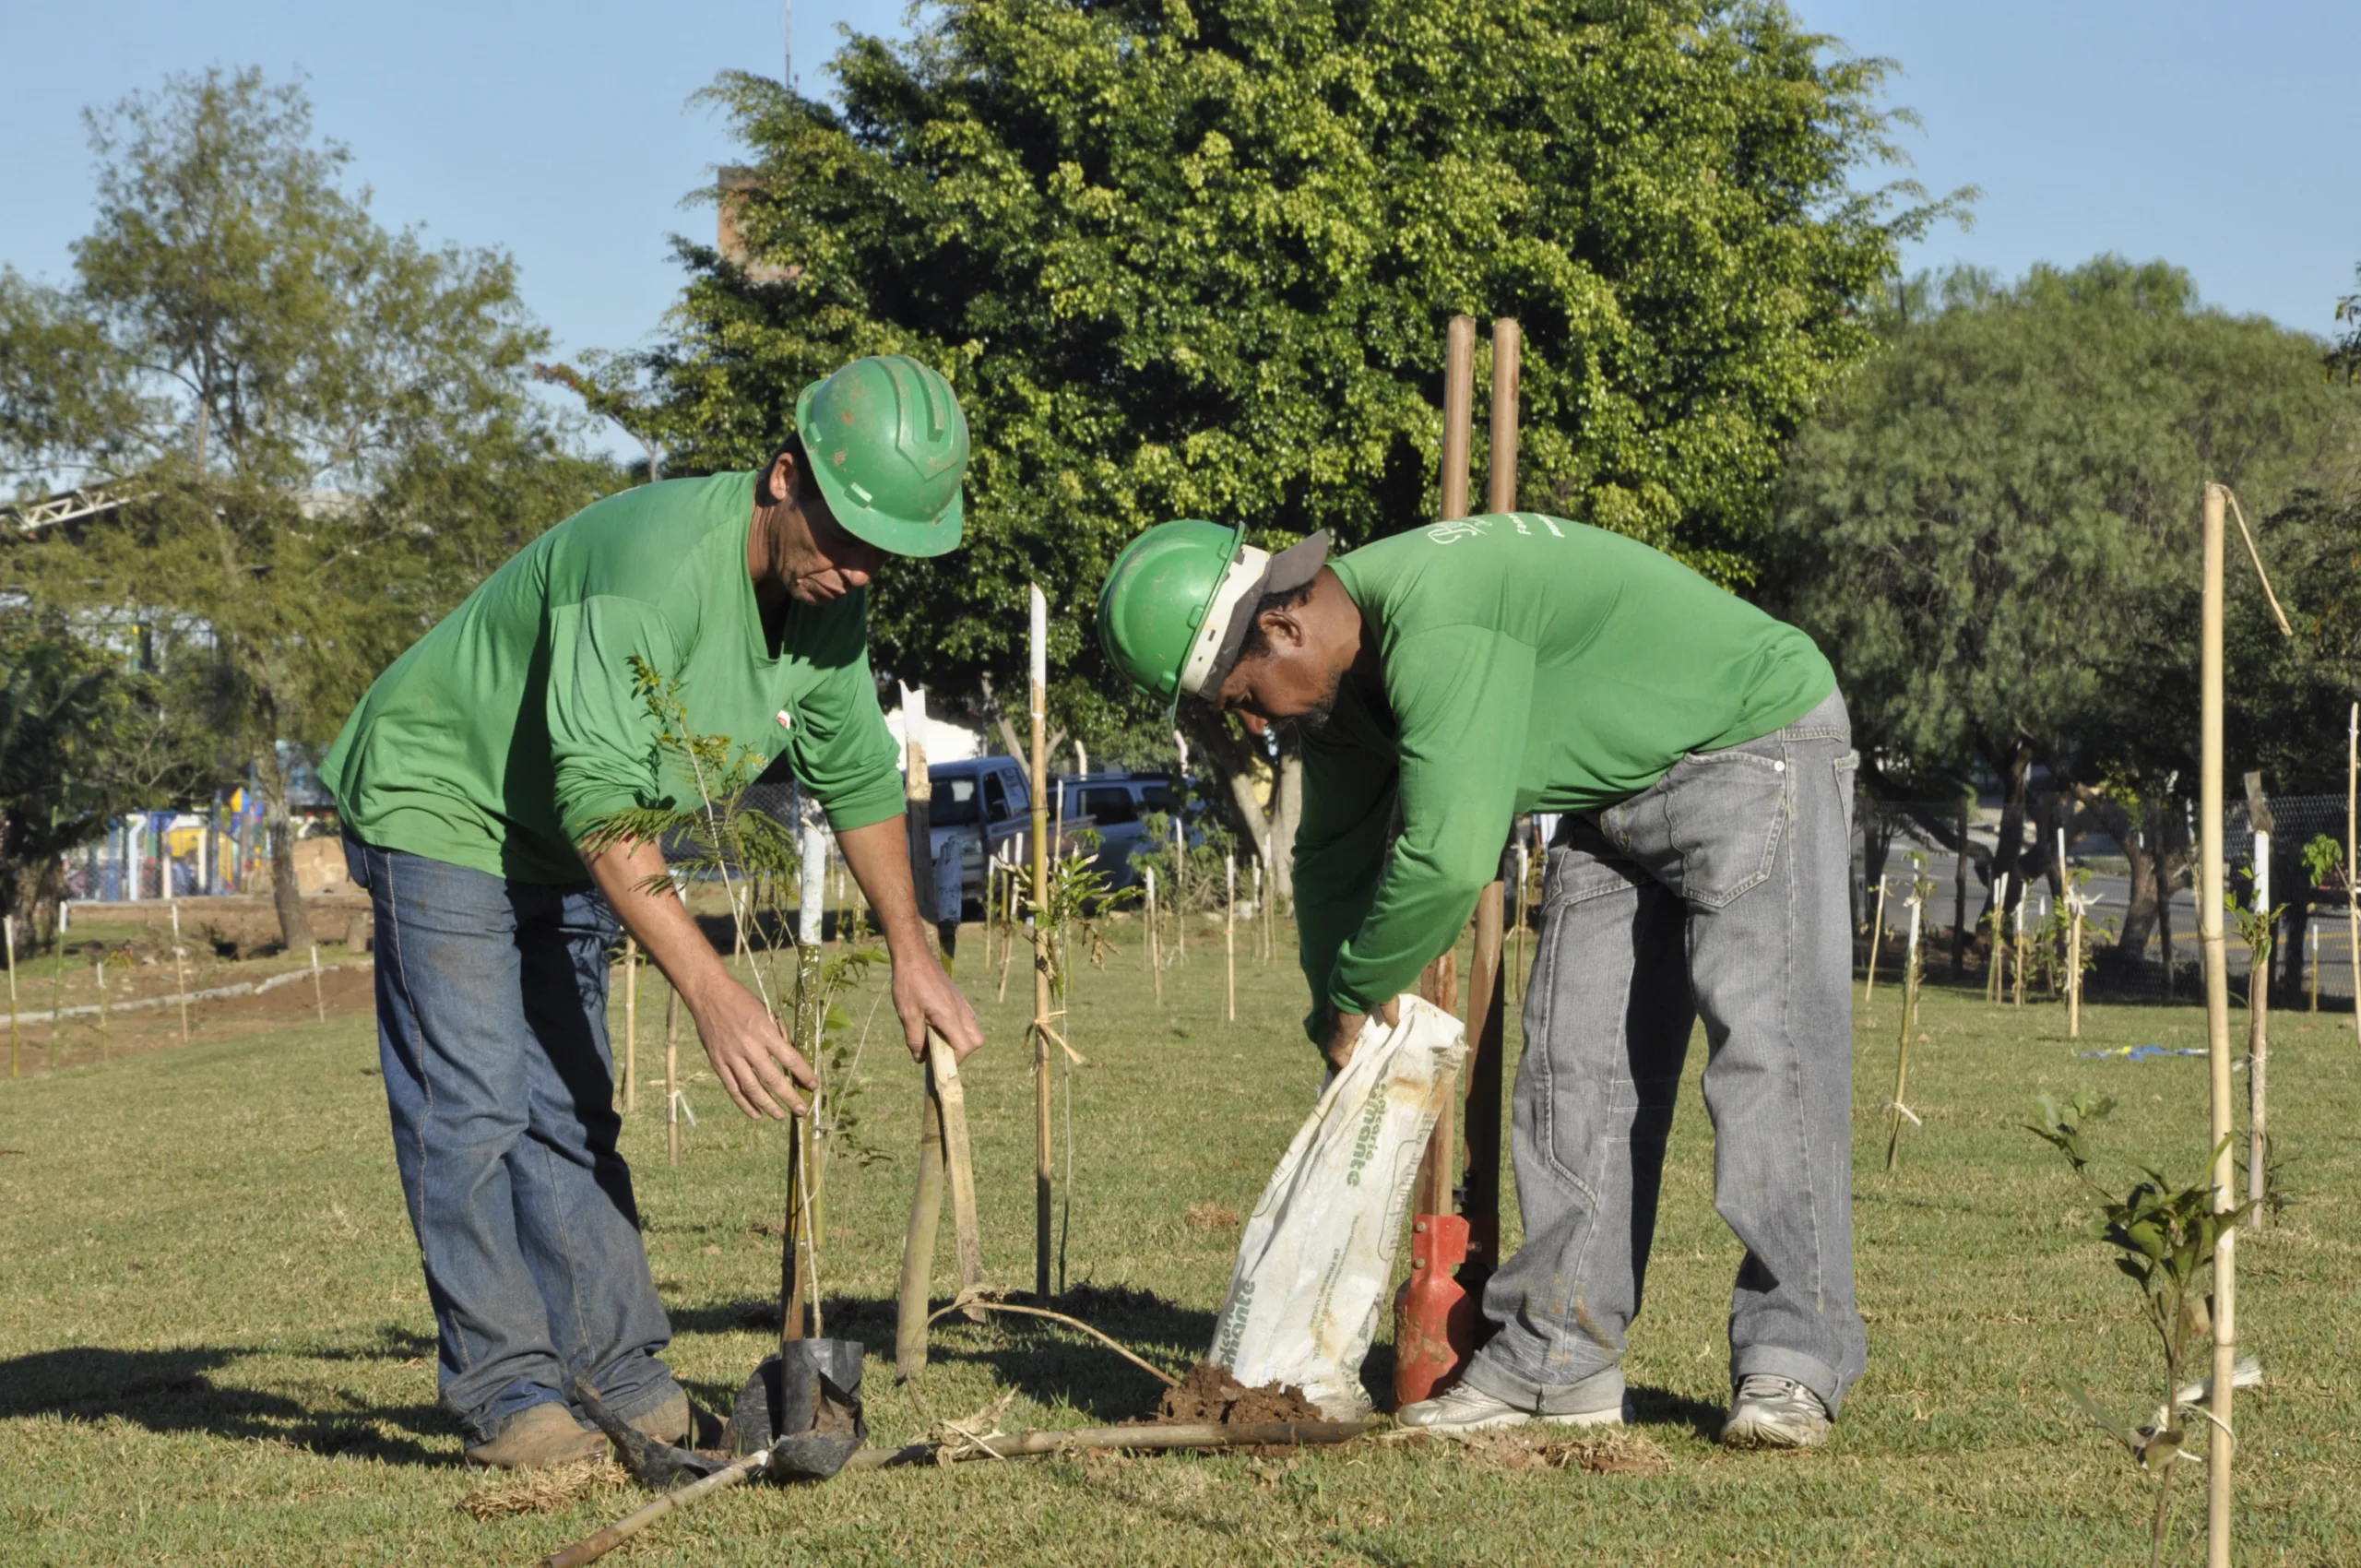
[836,813,931,957]
[582,837,733,1008]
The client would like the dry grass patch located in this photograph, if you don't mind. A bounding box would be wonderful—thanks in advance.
[457,1457,628,1519]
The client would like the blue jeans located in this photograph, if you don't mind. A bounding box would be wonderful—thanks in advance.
[1465,689,1869,1417]
[344,837,679,1443]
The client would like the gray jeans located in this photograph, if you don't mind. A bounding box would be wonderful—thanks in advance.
[1464,688,1868,1417]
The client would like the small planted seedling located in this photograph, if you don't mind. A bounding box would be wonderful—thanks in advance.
[2024,1092,2257,1568]
[2225,882,2287,1232]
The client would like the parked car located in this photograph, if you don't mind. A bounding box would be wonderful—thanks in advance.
[1051,769,1182,887]
[924,756,1098,919]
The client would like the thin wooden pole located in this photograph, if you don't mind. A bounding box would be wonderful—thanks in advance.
[2199,483,2236,1568]
[2011,895,2027,1008]
[95,953,110,1060]
[49,921,63,1068]
[1512,841,1529,1009]
[2347,703,2358,1047]
[894,1067,947,1376]
[308,944,326,1023]
[170,903,190,1045]
[1884,892,1924,1172]
[2067,897,2084,1039]
[1224,854,1236,1023]
[622,936,639,1114]
[1987,873,2010,1004]
[1863,877,1887,1005]
[1145,869,1162,1004]
[1028,584,1053,1303]
[5,916,18,1077]
[2248,829,2270,1232]
[2308,923,2319,1013]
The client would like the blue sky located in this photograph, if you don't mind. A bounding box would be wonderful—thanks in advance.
[3,2,2354,462]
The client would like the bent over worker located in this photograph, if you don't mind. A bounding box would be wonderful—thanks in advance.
[1097,512,1866,1448]
[321,356,984,1468]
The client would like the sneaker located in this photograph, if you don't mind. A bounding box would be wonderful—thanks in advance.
[1720,1374,1832,1449]
[463,1403,605,1469]
[1398,1376,1625,1434]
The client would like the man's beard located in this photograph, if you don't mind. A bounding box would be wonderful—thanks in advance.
[1275,665,1344,735]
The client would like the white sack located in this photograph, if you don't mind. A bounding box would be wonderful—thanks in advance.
[1208,993,1466,1419]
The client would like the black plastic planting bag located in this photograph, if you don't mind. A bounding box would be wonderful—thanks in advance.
[730,1339,867,1482]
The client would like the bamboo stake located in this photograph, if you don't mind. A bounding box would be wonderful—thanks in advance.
[1170,796,1187,962]
[1145,869,1162,1004]
[2067,893,2085,1039]
[2308,924,2318,1013]
[2247,829,2270,1232]
[1987,873,2010,1004]
[48,921,62,1068]
[95,954,109,1060]
[5,916,18,1078]
[894,1070,946,1376]
[1883,891,1924,1172]
[2198,483,2236,1568]
[2348,703,2358,1048]
[664,987,682,1167]
[1512,842,1529,1009]
[1863,876,1887,1005]
[170,902,189,1046]
[1224,854,1236,1023]
[308,944,326,1023]
[2011,895,2027,1009]
[1028,583,1053,1303]
[622,936,638,1114]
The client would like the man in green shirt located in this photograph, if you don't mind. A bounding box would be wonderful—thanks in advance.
[323,355,984,1467]
[1097,512,1866,1448]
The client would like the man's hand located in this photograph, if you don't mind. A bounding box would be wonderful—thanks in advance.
[1324,995,1402,1072]
[691,980,817,1120]
[893,954,985,1062]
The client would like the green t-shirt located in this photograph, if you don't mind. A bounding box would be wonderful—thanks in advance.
[320,470,905,885]
[1296,512,1835,1026]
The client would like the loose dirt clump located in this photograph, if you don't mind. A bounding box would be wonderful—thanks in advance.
[1148,1362,1323,1426]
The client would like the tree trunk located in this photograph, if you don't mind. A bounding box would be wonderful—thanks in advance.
[1987,737,2033,913]
[1270,736,1301,905]
[1190,714,1302,904]
[260,751,314,951]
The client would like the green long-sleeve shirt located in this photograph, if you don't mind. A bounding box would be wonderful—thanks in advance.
[1295,512,1835,1030]
[320,470,905,885]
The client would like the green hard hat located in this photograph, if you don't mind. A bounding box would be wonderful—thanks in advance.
[794,354,969,557]
[1097,519,1330,713]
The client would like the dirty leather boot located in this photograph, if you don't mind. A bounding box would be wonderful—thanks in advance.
[463,1403,605,1469]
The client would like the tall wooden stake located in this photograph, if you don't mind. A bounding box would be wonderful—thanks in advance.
[5,916,18,1077]
[1863,877,1887,1005]
[95,954,109,1061]
[894,1066,947,1376]
[623,936,639,1114]
[170,902,190,1045]
[1883,891,1924,1172]
[2198,482,2236,1568]
[1028,583,1052,1302]
[1224,854,1236,1023]
[2348,703,2359,1047]
[1145,869,1162,1004]
[2248,829,2270,1232]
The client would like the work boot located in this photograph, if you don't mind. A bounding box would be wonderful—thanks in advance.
[629,1390,723,1449]
[1397,1370,1625,1434]
[463,1403,604,1469]
[1720,1374,1832,1449]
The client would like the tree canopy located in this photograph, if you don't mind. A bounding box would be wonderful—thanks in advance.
[619,0,1951,749]
[0,67,607,939]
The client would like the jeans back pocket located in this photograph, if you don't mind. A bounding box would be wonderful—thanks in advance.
[1665,747,1792,909]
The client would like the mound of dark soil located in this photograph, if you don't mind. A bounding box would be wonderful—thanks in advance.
[1148,1363,1323,1426]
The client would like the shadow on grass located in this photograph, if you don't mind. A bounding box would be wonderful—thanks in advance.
[678,1286,1219,1424]
[0,1333,454,1467]
[1628,1384,1726,1441]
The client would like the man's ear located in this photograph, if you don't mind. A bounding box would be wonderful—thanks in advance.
[762,450,800,506]
[1259,604,1307,652]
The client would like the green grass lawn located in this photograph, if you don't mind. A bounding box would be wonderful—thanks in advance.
[2,921,2355,1565]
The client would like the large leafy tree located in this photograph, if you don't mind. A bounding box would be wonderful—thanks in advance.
[1770,258,2358,954]
[0,68,607,944]
[614,0,1949,879]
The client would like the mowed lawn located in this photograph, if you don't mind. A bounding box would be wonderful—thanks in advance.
[3,918,2357,1565]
